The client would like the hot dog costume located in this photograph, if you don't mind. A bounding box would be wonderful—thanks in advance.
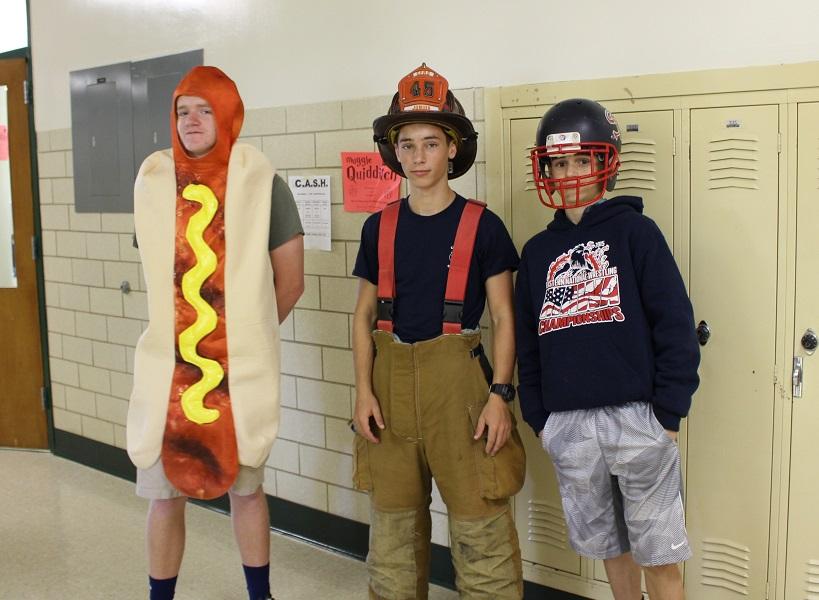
[127,67,280,500]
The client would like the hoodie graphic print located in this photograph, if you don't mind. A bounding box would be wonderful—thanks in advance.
[539,240,625,334]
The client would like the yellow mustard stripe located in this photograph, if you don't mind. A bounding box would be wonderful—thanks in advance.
[178,183,223,425]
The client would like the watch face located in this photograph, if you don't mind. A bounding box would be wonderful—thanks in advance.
[491,384,515,402]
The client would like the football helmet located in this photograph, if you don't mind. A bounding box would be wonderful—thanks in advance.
[530,98,621,209]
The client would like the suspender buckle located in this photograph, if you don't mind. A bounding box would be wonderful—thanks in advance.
[442,300,464,325]
[377,298,394,322]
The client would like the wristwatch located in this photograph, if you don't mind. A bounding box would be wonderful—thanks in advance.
[489,383,516,403]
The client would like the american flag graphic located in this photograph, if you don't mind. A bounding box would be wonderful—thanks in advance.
[541,274,619,318]
[539,240,624,332]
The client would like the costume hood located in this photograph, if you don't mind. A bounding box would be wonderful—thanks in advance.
[171,66,244,171]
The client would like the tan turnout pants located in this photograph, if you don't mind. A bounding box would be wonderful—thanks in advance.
[354,330,526,599]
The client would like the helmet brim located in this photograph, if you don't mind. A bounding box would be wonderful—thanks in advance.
[372,112,478,179]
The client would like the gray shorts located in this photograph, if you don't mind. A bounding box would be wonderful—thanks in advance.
[541,401,691,566]
[136,459,266,500]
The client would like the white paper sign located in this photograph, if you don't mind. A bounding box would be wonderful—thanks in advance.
[0,85,17,288]
[289,175,331,251]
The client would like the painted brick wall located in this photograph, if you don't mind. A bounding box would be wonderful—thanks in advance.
[37,87,487,546]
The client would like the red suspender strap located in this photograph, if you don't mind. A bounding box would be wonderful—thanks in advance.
[442,200,485,334]
[376,201,401,332]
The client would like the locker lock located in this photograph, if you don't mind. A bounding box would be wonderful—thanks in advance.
[801,329,817,355]
[696,321,711,346]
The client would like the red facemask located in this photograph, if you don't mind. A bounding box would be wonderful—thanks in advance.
[529,141,619,210]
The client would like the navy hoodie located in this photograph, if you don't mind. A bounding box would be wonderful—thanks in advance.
[515,195,700,436]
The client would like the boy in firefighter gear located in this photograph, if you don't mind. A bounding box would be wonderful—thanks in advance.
[351,63,525,599]
[516,98,700,600]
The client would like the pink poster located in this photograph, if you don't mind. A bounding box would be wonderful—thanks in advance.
[0,126,8,161]
[341,152,401,213]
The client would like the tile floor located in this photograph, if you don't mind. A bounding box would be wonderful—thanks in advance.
[0,448,457,599]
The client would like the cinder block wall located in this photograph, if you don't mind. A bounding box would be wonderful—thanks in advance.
[37,88,486,546]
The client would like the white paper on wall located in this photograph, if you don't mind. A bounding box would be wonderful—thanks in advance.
[0,85,17,288]
[288,175,331,252]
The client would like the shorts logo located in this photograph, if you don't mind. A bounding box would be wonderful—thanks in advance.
[671,541,686,550]
[538,240,625,335]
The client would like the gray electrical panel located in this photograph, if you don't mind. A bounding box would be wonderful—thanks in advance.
[132,50,203,172]
[70,49,202,213]
[70,61,134,213]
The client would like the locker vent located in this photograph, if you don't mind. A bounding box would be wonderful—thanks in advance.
[700,538,750,595]
[618,139,658,191]
[527,499,568,549]
[806,559,819,600]
[706,136,761,190]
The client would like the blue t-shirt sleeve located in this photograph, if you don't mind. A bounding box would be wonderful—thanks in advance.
[476,208,520,280]
[353,212,381,285]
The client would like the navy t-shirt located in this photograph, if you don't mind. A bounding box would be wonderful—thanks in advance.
[353,195,519,343]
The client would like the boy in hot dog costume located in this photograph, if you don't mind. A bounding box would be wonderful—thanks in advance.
[127,66,304,600]
[352,63,525,599]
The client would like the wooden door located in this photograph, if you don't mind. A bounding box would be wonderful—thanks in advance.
[0,57,47,448]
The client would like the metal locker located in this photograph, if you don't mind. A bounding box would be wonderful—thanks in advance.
[510,117,551,250]
[70,61,134,213]
[784,102,819,600]
[613,111,675,244]
[509,109,677,582]
[685,105,780,599]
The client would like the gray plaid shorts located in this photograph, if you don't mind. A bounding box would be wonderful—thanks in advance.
[541,401,691,566]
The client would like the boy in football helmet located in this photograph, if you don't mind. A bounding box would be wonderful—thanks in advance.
[516,98,700,600]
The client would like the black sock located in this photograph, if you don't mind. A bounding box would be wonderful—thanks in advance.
[242,563,271,600]
[148,575,177,600]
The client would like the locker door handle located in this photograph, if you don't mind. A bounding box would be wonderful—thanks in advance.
[696,321,711,346]
[793,356,803,398]
[801,329,817,354]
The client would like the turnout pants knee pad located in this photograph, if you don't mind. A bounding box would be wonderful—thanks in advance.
[449,507,523,600]
[367,506,432,600]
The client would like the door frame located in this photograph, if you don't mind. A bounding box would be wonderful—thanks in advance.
[1,45,54,449]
